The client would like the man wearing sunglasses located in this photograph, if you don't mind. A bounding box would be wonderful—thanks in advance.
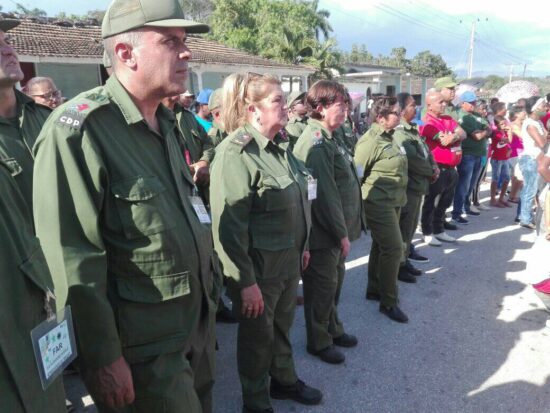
[0,21,52,209]
[24,76,63,109]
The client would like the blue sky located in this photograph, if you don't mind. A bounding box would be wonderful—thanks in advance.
[8,0,550,77]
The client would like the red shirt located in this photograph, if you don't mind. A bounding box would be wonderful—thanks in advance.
[490,130,511,161]
[542,112,550,130]
[420,112,463,167]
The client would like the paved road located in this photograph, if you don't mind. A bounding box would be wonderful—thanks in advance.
[66,185,550,412]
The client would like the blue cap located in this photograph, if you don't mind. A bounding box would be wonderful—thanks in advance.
[460,91,477,104]
[197,89,213,105]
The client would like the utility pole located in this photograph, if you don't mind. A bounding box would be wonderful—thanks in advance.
[522,63,527,78]
[508,64,514,83]
[467,21,476,79]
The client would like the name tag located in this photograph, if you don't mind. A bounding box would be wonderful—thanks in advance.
[399,146,407,156]
[31,306,77,389]
[190,196,211,224]
[356,165,364,178]
[420,145,428,158]
[307,177,318,201]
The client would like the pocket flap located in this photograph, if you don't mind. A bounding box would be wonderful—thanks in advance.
[116,271,190,304]
[112,176,165,202]
[19,244,54,293]
[262,175,294,190]
[3,157,23,177]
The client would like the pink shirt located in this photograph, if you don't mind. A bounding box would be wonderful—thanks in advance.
[420,112,463,167]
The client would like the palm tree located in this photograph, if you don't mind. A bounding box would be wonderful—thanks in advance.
[309,0,332,41]
[304,38,342,80]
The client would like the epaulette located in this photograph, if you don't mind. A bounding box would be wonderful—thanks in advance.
[311,129,324,146]
[55,88,109,130]
[231,133,253,147]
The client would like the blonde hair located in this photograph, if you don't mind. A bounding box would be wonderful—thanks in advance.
[221,73,281,133]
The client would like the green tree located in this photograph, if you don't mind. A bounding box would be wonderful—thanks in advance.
[85,9,106,22]
[14,3,47,17]
[304,38,342,80]
[309,0,332,41]
[409,50,452,77]
[483,75,507,91]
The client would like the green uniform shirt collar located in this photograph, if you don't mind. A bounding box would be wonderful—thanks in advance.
[243,123,273,150]
[105,75,175,131]
[0,89,39,126]
[370,122,394,138]
[308,118,332,139]
[399,118,417,132]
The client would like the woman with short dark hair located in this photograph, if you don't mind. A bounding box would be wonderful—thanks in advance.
[354,96,410,323]
[293,80,364,364]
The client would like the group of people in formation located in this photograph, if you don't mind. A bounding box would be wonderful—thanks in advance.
[2,0,550,411]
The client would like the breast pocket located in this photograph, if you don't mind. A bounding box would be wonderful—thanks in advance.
[262,175,295,211]
[111,176,174,239]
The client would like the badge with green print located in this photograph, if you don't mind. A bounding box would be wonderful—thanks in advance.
[31,306,77,389]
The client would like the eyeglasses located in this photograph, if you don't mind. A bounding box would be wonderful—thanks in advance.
[31,90,62,100]
[388,111,400,117]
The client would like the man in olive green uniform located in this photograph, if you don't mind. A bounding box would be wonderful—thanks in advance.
[208,88,227,147]
[0,20,51,209]
[0,157,66,412]
[355,117,409,322]
[284,91,308,149]
[32,2,217,412]
[294,118,364,363]
[421,76,460,121]
[394,109,437,278]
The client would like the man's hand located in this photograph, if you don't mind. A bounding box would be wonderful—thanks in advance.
[241,283,264,318]
[190,160,210,184]
[440,132,455,147]
[340,237,351,258]
[302,250,311,270]
[86,356,135,409]
[431,166,440,183]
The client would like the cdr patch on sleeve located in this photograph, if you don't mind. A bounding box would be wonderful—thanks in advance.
[55,103,90,129]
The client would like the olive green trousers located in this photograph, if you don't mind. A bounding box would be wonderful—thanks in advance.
[230,274,300,411]
[399,190,423,266]
[302,247,346,352]
[365,204,403,307]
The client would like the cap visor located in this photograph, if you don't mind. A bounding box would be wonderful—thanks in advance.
[0,20,21,32]
[144,19,209,34]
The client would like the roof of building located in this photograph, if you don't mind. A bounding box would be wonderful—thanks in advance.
[5,16,312,72]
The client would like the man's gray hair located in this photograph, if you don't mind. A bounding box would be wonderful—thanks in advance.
[103,30,144,70]
[25,76,55,93]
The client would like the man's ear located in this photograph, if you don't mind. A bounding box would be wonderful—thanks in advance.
[114,42,136,68]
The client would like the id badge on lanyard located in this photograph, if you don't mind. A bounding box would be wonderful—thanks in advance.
[307,175,318,201]
[30,290,77,389]
[190,187,211,224]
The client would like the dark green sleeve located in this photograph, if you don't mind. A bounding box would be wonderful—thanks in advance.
[33,122,122,370]
[304,144,347,241]
[398,135,434,178]
[197,123,215,164]
[210,146,256,288]
[354,134,379,179]
[459,114,483,135]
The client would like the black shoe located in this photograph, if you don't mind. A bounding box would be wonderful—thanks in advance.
[466,210,480,216]
[444,221,458,231]
[216,305,238,323]
[398,267,417,283]
[270,378,323,405]
[366,292,380,301]
[405,260,422,276]
[333,333,358,348]
[408,250,429,263]
[242,406,274,413]
[307,345,345,364]
[379,304,409,323]
[514,217,520,223]
[452,216,469,225]
[520,222,536,230]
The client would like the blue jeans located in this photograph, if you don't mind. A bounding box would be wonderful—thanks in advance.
[452,154,482,218]
[518,156,538,225]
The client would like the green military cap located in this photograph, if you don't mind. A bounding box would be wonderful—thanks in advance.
[286,91,306,108]
[102,0,210,39]
[102,50,112,68]
[434,76,457,90]
[208,88,222,110]
[0,18,20,32]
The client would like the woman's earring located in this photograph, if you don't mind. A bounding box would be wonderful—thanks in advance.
[256,115,262,126]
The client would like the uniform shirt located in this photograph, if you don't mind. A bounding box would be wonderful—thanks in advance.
[0,160,65,413]
[210,123,311,289]
[354,123,408,207]
[394,119,436,195]
[174,104,215,164]
[208,120,227,147]
[285,116,308,150]
[0,89,51,208]
[421,112,463,167]
[333,118,358,155]
[458,109,489,157]
[293,118,364,250]
[33,75,215,369]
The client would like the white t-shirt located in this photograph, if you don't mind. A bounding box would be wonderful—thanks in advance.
[521,118,545,158]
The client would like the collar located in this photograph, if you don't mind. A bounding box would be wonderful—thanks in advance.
[399,118,417,131]
[244,123,273,150]
[370,122,394,138]
[308,118,332,139]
